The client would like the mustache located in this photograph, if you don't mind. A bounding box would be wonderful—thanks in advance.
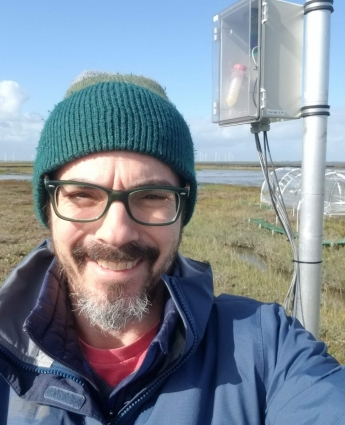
[71,241,160,268]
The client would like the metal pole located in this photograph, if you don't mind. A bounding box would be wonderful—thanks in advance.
[295,0,334,338]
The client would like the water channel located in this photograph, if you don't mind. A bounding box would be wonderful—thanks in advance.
[0,169,265,186]
[196,169,264,187]
[0,174,33,181]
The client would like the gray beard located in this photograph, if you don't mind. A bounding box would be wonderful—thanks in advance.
[70,284,152,333]
[53,239,180,333]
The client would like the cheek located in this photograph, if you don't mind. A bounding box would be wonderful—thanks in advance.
[51,216,86,250]
[154,223,182,254]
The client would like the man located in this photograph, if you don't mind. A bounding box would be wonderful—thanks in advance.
[0,71,344,424]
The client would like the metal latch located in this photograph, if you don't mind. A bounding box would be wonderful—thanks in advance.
[262,1,268,24]
[213,101,219,116]
[213,26,219,42]
[260,88,266,109]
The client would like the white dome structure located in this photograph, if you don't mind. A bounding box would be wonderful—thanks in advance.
[324,170,345,216]
[261,168,345,216]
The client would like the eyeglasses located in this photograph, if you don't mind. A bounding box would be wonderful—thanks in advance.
[44,177,190,226]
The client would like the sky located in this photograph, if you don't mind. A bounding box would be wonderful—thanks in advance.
[0,0,344,162]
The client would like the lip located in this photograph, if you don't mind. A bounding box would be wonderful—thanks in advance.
[85,257,143,276]
[97,258,140,271]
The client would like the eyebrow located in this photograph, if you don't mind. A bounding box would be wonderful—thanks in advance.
[131,178,179,188]
[58,178,180,189]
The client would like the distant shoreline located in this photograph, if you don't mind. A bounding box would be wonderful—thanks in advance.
[1,160,345,175]
[195,161,345,170]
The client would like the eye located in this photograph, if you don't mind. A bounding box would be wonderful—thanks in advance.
[142,193,169,201]
[138,190,174,201]
[67,190,95,199]
[57,186,105,204]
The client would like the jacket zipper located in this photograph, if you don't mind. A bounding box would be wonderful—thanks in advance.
[107,410,115,425]
[112,276,198,424]
[0,344,85,385]
[24,328,101,392]
[0,343,111,424]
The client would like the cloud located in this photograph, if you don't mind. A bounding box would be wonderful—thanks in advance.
[187,107,345,162]
[0,81,28,118]
[0,81,44,160]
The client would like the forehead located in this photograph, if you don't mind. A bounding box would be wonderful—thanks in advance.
[55,151,180,186]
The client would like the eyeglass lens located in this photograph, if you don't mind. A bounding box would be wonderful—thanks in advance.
[54,184,179,224]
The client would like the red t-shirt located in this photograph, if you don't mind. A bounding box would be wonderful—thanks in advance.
[80,323,160,387]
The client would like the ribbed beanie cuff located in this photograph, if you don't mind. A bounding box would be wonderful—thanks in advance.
[33,74,196,226]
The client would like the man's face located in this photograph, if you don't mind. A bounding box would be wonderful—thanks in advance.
[50,151,183,332]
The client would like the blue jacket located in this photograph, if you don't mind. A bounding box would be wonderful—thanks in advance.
[0,239,344,424]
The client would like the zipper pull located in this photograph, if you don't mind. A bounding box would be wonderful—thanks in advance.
[107,410,114,425]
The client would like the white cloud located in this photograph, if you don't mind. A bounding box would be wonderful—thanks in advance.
[0,81,44,160]
[0,81,28,118]
[187,107,345,162]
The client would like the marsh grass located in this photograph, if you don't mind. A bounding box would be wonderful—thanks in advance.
[0,162,33,175]
[0,181,49,281]
[0,181,344,362]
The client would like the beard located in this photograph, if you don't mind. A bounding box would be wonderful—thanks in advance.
[52,237,180,333]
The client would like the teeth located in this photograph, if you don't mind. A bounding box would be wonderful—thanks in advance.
[97,259,139,271]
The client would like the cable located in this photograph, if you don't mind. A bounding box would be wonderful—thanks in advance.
[251,46,258,69]
[252,78,258,108]
[251,46,258,109]
[255,131,301,317]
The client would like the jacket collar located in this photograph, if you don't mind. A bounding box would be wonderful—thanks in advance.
[0,239,54,366]
[0,240,214,373]
[162,254,214,357]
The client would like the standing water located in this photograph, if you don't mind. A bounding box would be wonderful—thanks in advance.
[0,174,33,181]
[0,169,265,187]
[196,169,264,187]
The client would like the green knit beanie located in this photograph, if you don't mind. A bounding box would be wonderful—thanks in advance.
[33,71,196,226]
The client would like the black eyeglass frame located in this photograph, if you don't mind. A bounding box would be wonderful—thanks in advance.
[44,177,190,226]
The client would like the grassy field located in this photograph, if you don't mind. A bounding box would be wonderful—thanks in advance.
[0,162,33,175]
[0,180,344,362]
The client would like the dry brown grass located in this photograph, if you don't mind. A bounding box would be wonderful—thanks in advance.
[0,162,33,175]
[0,181,49,282]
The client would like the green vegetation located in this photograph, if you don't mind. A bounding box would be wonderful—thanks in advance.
[195,163,262,171]
[0,181,49,280]
[0,181,344,362]
[0,162,33,175]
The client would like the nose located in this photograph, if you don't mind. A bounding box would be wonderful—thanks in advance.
[94,200,140,247]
